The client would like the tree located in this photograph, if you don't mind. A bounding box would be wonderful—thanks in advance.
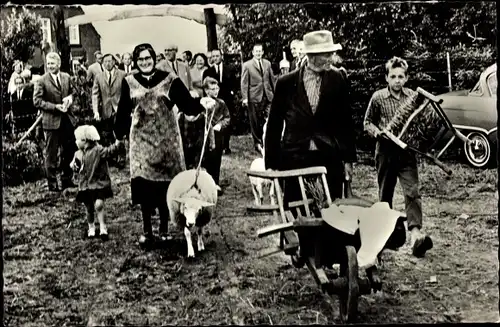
[52,5,71,73]
[1,7,43,121]
[222,3,497,150]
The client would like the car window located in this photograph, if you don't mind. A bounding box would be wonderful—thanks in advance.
[469,81,483,96]
[487,72,497,96]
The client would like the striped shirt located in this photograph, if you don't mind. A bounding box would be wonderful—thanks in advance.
[303,66,322,113]
[363,87,417,138]
[303,66,323,150]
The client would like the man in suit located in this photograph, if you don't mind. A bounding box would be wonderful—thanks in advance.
[86,50,104,86]
[265,30,355,203]
[182,50,193,66]
[241,43,276,153]
[10,74,36,133]
[203,49,236,154]
[157,43,193,91]
[118,52,135,75]
[33,52,77,192]
[92,54,126,144]
[92,53,127,168]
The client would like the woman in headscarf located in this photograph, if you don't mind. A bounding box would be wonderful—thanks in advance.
[114,43,216,247]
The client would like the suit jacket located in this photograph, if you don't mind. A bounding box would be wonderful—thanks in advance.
[118,62,136,75]
[33,72,77,130]
[264,65,356,170]
[156,60,192,90]
[92,68,127,120]
[241,58,276,103]
[10,84,36,117]
[202,62,235,108]
[86,62,104,85]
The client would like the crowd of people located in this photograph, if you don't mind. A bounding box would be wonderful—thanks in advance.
[5,29,433,259]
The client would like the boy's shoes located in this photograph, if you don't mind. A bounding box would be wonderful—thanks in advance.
[412,235,433,258]
[88,224,96,238]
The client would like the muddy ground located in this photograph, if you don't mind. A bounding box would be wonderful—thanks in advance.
[3,135,499,326]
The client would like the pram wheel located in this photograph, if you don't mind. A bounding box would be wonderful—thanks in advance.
[338,245,360,323]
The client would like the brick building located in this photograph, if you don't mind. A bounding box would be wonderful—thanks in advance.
[1,5,101,74]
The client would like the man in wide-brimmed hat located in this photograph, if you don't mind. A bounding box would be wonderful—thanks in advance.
[265,30,356,204]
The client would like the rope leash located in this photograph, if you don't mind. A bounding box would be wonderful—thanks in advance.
[188,99,218,192]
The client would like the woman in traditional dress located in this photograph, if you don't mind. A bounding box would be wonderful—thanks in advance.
[114,43,215,247]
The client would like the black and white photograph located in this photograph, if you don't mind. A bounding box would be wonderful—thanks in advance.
[1,1,498,325]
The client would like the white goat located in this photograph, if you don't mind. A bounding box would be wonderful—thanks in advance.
[167,169,220,258]
[248,119,284,206]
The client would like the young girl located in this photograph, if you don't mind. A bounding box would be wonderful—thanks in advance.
[70,125,124,240]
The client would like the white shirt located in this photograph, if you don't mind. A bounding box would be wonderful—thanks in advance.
[106,69,114,83]
[214,62,223,80]
[50,72,61,87]
[253,58,264,74]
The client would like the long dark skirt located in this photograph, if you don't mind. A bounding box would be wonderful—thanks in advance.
[131,177,170,208]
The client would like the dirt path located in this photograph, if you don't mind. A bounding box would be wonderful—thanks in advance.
[3,135,499,326]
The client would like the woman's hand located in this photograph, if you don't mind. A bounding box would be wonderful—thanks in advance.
[200,97,216,110]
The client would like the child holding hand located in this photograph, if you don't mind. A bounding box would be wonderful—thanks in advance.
[70,125,124,240]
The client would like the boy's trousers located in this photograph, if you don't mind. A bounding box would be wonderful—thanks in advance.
[375,139,422,230]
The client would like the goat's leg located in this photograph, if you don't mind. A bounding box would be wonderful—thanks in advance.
[257,182,264,205]
[269,183,276,205]
[184,226,195,258]
[251,183,261,206]
[197,226,205,251]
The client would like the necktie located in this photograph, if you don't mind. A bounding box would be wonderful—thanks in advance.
[17,90,21,100]
[55,75,61,89]
[258,60,264,76]
[108,71,112,85]
[171,61,177,74]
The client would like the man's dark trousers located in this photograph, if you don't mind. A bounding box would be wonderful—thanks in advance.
[206,130,225,185]
[44,115,76,189]
[375,139,422,230]
[248,96,270,148]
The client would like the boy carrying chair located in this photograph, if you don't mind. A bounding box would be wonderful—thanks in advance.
[363,56,433,258]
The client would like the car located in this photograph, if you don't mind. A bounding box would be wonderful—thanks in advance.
[436,63,497,168]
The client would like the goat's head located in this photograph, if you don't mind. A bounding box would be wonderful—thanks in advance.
[173,197,215,228]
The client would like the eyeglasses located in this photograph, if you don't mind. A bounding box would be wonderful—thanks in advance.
[137,56,153,62]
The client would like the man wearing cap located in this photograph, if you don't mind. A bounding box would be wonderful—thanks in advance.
[265,30,355,204]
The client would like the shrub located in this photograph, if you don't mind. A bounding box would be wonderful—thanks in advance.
[3,137,45,187]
